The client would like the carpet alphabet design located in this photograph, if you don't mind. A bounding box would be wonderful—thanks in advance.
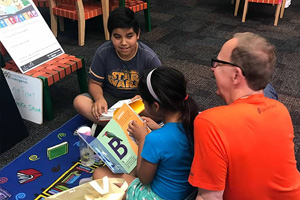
[0,115,104,200]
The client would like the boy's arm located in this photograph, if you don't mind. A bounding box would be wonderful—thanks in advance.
[89,79,108,119]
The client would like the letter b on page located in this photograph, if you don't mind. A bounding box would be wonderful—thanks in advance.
[108,138,128,159]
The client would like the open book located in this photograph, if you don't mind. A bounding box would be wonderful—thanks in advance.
[78,103,149,174]
[99,99,145,121]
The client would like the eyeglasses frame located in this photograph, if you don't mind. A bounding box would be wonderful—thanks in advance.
[210,57,245,76]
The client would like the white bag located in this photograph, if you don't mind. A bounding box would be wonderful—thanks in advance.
[45,176,128,200]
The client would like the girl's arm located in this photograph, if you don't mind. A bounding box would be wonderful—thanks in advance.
[128,120,158,184]
[136,138,157,184]
[141,116,161,130]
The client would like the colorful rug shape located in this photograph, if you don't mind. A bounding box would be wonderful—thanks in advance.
[0,114,104,200]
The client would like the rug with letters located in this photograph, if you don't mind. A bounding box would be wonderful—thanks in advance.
[0,114,103,200]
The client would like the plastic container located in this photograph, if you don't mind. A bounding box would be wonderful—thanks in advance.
[77,126,95,166]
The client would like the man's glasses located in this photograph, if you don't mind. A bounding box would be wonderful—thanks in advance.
[211,57,245,76]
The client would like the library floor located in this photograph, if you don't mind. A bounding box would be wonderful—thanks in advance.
[1,0,300,172]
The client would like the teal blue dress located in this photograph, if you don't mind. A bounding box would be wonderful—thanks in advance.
[126,123,195,200]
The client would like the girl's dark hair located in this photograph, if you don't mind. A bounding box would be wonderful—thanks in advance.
[138,67,199,144]
[108,7,140,36]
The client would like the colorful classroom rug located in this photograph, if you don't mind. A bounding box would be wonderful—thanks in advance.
[0,114,104,200]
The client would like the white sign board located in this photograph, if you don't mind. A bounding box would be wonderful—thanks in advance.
[2,68,43,124]
[0,0,64,73]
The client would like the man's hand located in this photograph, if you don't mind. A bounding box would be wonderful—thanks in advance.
[91,97,108,120]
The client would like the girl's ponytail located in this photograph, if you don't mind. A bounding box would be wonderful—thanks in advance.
[181,96,199,146]
[138,67,199,145]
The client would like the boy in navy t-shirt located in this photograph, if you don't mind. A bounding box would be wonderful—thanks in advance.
[73,7,161,124]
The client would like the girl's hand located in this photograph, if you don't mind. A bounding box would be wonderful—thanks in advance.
[131,95,141,102]
[141,116,161,130]
[127,120,148,143]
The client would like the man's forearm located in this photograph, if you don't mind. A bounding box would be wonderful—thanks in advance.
[196,188,224,200]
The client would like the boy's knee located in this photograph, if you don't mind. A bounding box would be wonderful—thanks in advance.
[73,94,92,111]
[73,95,82,110]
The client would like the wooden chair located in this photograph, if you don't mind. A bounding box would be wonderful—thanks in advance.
[100,0,151,41]
[280,0,286,18]
[49,0,105,46]
[0,43,88,121]
[235,0,286,19]
[120,0,151,32]
[234,0,241,16]
[242,0,284,26]
[111,0,151,30]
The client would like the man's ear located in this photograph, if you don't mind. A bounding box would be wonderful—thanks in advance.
[232,67,244,85]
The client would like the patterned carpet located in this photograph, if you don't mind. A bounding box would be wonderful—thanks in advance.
[1,0,300,171]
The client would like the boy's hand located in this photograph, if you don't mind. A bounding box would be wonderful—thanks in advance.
[131,95,141,102]
[127,120,148,143]
[141,117,161,130]
[92,97,108,120]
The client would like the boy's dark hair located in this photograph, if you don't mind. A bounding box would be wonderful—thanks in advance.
[108,7,140,36]
[138,67,199,145]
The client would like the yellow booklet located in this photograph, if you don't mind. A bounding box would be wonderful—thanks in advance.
[99,99,145,121]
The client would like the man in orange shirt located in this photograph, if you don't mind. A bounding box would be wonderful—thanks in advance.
[189,32,300,200]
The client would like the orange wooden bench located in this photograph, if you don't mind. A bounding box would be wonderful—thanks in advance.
[33,0,49,7]
[1,50,88,121]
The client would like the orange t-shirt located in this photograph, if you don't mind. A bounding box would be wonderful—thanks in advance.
[189,94,300,200]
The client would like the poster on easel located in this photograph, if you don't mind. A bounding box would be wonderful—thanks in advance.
[2,68,43,124]
[0,0,64,73]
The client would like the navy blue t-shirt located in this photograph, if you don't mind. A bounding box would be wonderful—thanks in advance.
[89,41,161,99]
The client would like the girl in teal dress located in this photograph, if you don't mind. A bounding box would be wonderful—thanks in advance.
[93,67,199,200]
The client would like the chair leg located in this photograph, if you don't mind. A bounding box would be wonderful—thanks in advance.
[234,0,240,16]
[101,0,110,40]
[75,57,88,93]
[50,14,58,37]
[76,0,85,46]
[280,0,286,18]
[78,19,85,46]
[49,0,58,37]
[38,76,54,121]
[144,0,151,32]
[274,3,281,26]
[242,0,248,22]
[59,17,64,32]
[119,0,125,7]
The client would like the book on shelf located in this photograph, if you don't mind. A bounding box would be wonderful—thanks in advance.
[78,102,149,174]
[99,98,145,121]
